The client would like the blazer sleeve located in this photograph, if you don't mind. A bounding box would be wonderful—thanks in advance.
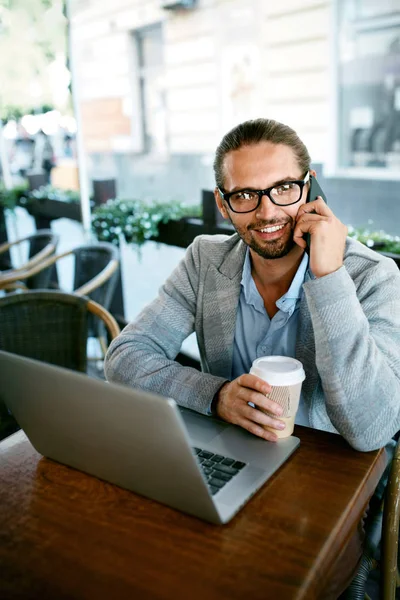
[104,237,228,414]
[303,257,400,451]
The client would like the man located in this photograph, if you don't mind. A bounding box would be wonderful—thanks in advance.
[34,130,55,184]
[105,118,400,452]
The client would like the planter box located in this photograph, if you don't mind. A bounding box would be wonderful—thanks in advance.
[24,198,81,223]
[155,217,233,249]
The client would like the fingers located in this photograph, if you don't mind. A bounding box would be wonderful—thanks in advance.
[241,403,286,432]
[297,195,332,218]
[293,211,330,249]
[246,389,284,416]
[293,219,311,248]
[215,375,286,442]
[238,374,283,416]
[293,198,347,277]
[238,373,271,395]
[297,213,325,223]
[239,417,280,442]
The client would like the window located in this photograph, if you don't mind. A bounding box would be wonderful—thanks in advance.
[134,24,168,154]
[336,1,400,176]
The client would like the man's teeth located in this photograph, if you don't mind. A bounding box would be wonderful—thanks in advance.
[259,224,285,233]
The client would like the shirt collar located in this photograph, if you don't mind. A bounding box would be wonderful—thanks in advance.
[241,249,263,312]
[240,248,252,290]
[281,251,309,300]
[240,248,309,313]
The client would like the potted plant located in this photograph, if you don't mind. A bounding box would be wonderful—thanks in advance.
[348,223,400,267]
[91,198,201,250]
[18,184,81,222]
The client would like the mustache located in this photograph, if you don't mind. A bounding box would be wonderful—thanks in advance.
[248,217,293,231]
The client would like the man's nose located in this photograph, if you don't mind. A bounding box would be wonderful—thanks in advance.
[255,194,279,220]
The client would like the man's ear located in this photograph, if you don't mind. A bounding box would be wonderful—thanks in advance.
[310,169,317,178]
[214,187,229,220]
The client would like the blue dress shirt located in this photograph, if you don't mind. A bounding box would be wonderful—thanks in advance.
[231,249,310,426]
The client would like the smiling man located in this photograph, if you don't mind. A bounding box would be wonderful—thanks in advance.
[105,118,400,452]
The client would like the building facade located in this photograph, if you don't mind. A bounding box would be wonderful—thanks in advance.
[70,0,400,234]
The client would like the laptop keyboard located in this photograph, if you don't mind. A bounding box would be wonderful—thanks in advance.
[193,447,247,496]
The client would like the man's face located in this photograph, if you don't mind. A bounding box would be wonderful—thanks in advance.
[215,142,309,260]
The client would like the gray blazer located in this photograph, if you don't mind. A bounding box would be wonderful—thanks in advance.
[105,234,400,451]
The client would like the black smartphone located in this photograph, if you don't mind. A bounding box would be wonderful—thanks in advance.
[304,175,328,252]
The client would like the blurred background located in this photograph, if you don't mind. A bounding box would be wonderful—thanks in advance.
[66,0,400,231]
[1,0,400,353]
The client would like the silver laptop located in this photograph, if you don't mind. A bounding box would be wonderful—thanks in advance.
[0,350,300,524]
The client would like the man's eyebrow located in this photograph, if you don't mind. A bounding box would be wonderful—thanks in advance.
[229,176,302,192]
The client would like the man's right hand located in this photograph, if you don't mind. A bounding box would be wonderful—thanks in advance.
[215,374,286,442]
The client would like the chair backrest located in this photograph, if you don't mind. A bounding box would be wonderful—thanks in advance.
[0,289,119,366]
[26,229,59,289]
[72,242,120,337]
[0,290,89,372]
[0,229,59,288]
[0,290,120,441]
[0,242,120,335]
[27,229,58,260]
[0,252,11,271]
[72,242,119,307]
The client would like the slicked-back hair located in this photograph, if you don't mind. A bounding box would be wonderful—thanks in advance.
[213,118,311,189]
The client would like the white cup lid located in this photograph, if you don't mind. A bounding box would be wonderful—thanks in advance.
[250,355,305,386]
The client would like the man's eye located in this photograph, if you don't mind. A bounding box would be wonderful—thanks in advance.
[275,183,295,194]
[233,191,256,201]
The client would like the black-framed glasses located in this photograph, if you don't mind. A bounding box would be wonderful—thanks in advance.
[218,172,310,213]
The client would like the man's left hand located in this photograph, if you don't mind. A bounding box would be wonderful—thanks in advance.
[293,197,348,278]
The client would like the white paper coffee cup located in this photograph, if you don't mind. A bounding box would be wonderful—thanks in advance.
[249,356,305,438]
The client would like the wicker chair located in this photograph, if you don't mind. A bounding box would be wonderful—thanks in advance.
[381,440,400,599]
[0,242,119,352]
[0,290,120,440]
[0,229,59,290]
[0,241,118,295]
[343,439,400,600]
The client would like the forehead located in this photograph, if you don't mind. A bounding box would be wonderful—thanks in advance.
[222,142,301,189]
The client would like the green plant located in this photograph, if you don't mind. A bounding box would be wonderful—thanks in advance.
[0,182,29,211]
[377,239,400,254]
[1,105,56,124]
[17,185,80,210]
[91,198,201,246]
[348,222,400,254]
[29,185,80,203]
[0,105,24,123]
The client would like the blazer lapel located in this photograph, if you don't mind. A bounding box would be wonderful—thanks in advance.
[202,241,246,380]
[296,270,319,403]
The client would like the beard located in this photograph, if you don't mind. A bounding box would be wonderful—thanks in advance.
[229,216,296,259]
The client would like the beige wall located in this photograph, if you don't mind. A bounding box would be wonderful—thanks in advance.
[71,0,331,162]
[262,1,330,163]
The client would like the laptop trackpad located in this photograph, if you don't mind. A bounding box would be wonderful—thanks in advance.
[179,407,228,443]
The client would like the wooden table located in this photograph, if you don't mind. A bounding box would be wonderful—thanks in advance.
[0,427,386,600]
